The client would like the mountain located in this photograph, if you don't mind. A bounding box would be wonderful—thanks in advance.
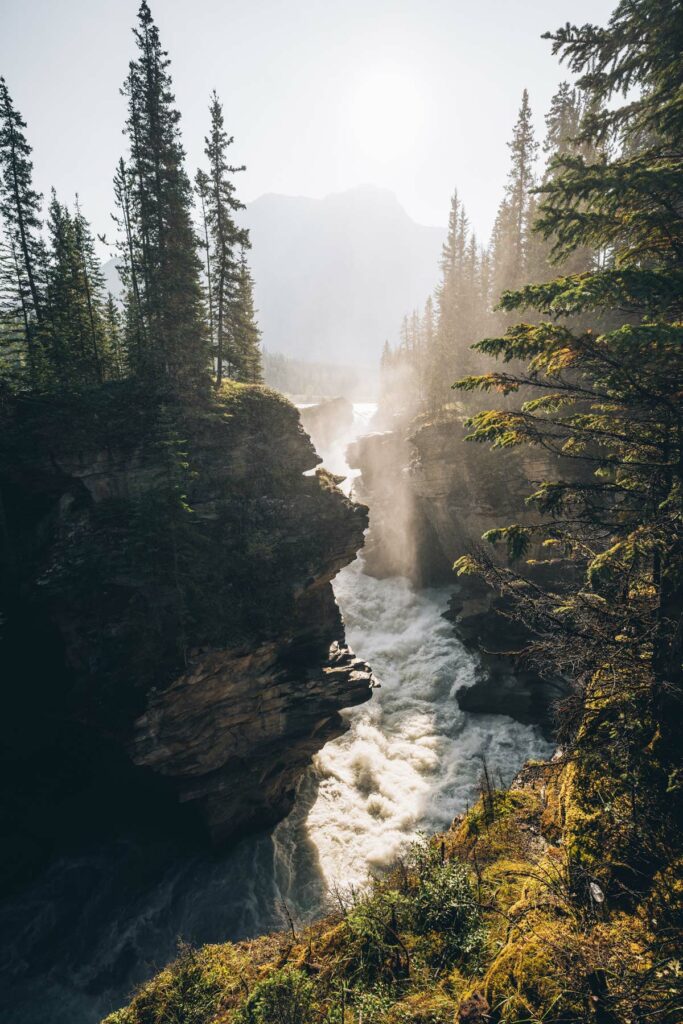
[243,186,444,365]
[102,186,445,366]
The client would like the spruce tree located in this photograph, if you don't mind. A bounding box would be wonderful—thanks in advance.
[0,224,28,378]
[46,191,99,385]
[543,82,582,166]
[231,249,262,382]
[119,1,207,388]
[507,89,538,278]
[104,292,125,379]
[202,90,248,385]
[0,78,47,383]
[454,0,683,887]
[490,91,539,300]
[73,197,108,383]
[530,83,593,278]
[194,168,215,364]
[430,191,471,407]
[112,157,145,370]
[421,295,436,407]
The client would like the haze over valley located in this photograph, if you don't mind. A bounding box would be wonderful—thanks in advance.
[104,184,445,369]
[0,2,680,1024]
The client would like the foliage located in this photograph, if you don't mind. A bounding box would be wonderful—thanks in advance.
[197,91,261,385]
[105,775,683,1024]
[261,351,363,399]
[116,1,207,388]
[1,2,262,398]
[451,0,682,891]
[0,381,346,729]
[236,969,317,1024]
[379,78,592,423]
[0,75,48,385]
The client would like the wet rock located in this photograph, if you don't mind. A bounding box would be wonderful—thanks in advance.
[0,385,373,866]
[346,430,447,583]
[299,396,354,451]
[130,610,373,842]
[349,413,568,733]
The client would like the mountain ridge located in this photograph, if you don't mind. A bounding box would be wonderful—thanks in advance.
[243,186,444,364]
[103,186,445,366]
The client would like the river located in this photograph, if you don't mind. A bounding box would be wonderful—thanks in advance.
[0,403,551,1023]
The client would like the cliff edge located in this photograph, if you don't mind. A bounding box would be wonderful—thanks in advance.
[0,381,372,888]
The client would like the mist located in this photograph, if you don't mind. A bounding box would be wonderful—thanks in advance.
[1,2,678,1023]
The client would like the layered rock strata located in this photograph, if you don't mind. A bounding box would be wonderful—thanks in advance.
[0,383,372,876]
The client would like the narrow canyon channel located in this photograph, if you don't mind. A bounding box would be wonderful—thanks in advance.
[3,404,551,1024]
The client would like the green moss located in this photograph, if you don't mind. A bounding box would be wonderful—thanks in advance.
[104,795,682,1024]
[385,991,456,1023]
[236,967,318,1024]
[103,942,254,1024]
[481,918,582,1023]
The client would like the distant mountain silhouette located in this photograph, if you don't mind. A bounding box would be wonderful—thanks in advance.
[243,186,444,364]
[103,185,445,365]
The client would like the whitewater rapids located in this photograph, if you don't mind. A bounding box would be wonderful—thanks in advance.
[271,402,551,912]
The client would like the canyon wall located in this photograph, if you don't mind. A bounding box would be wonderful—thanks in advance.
[0,383,372,887]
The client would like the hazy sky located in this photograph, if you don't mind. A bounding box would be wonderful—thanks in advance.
[1,0,616,249]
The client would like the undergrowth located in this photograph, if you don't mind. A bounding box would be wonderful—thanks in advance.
[104,756,682,1024]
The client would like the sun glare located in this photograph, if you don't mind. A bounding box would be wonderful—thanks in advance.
[343,68,426,167]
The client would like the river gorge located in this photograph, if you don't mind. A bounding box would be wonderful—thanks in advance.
[0,401,552,1023]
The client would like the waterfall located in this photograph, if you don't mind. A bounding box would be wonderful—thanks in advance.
[271,404,551,913]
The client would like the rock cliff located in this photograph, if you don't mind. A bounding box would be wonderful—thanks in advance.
[298,396,353,452]
[0,382,372,885]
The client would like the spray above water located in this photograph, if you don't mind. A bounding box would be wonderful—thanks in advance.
[276,404,552,906]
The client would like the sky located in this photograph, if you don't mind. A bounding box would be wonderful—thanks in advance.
[1,0,617,250]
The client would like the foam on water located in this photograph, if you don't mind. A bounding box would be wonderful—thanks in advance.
[301,565,550,889]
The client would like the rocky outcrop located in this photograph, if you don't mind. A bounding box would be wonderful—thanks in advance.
[128,592,372,842]
[298,396,354,452]
[0,382,373,879]
[409,419,550,570]
[346,430,446,584]
[349,412,557,586]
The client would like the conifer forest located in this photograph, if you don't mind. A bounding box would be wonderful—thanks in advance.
[0,2,681,1023]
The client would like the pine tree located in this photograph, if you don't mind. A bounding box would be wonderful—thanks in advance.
[490,91,539,300]
[231,249,262,383]
[0,78,47,383]
[119,1,207,388]
[454,0,683,884]
[202,90,248,385]
[194,168,215,363]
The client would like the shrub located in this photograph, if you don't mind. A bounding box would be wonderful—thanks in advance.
[406,840,486,967]
[236,968,316,1024]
